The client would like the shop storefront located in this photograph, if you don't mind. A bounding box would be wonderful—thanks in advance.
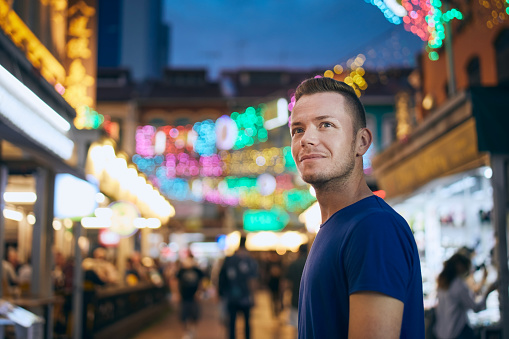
[0,30,86,338]
[373,88,509,332]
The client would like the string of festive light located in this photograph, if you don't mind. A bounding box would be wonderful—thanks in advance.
[365,0,466,61]
[151,174,315,212]
[479,0,509,28]
[132,91,307,211]
[306,54,369,99]
[133,145,296,180]
[364,0,406,24]
[400,0,464,61]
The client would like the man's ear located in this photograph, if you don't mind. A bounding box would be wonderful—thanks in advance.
[356,128,372,157]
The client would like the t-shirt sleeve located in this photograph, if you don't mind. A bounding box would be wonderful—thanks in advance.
[344,212,414,303]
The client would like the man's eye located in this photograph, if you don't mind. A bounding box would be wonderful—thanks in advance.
[292,128,304,136]
[321,122,333,128]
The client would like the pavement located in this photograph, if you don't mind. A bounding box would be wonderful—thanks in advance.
[130,289,297,339]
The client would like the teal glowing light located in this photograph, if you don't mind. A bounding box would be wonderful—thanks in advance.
[226,177,257,189]
[364,0,403,25]
[429,51,439,61]
[232,106,267,150]
[282,146,296,171]
[443,8,463,22]
[80,106,104,129]
[284,189,316,212]
[193,120,216,156]
[243,207,290,232]
[160,178,190,201]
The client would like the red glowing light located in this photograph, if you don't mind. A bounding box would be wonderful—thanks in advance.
[373,190,386,199]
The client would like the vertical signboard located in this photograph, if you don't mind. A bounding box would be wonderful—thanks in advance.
[64,0,99,129]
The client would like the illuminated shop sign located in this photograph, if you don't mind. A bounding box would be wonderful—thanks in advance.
[87,141,175,222]
[263,98,289,131]
[243,207,290,232]
[64,0,102,129]
[0,0,66,86]
[0,65,75,160]
[54,174,98,219]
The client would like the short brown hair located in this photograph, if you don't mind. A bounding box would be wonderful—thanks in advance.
[294,77,367,132]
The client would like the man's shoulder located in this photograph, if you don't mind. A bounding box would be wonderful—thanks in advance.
[353,199,408,229]
[341,202,412,247]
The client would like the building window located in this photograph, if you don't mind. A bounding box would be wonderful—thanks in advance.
[495,29,509,84]
[466,57,481,87]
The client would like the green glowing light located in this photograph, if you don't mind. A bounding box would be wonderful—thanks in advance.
[283,147,296,170]
[232,106,266,150]
[258,129,268,139]
[284,190,316,212]
[429,51,439,61]
[80,106,105,129]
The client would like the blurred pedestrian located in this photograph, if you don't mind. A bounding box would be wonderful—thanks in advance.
[266,251,283,318]
[434,253,498,339]
[17,258,31,296]
[219,236,258,339]
[130,251,149,282]
[82,247,118,285]
[176,255,205,339]
[456,246,490,295]
[290,77,424,338]
[282,243,308,336]
[2,247,19,296]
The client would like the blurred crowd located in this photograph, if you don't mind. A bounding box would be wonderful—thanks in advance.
[1,241,502,339]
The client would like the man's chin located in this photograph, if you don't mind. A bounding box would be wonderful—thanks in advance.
[301,174,327,186]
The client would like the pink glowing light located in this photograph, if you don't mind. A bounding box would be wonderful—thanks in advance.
[169,128,179,138]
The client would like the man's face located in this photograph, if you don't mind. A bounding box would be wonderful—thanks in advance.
[290,92,357,186]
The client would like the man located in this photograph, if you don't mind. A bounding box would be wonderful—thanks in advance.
[176,255,205,339]
[290,77,424,338]
[219,236,258,339]
[282,243,308,338]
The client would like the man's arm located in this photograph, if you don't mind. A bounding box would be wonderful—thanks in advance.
[349,291,404,339]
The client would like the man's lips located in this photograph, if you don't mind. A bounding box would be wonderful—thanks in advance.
[299,154,325,162]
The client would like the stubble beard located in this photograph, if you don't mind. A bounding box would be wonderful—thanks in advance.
[299,142,357,192]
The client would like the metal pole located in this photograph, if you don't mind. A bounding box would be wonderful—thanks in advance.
[32,167,57,339]
[491,154,509,339]
[72,221,84,339]
[443,0,457,97]
[0,164,7,298]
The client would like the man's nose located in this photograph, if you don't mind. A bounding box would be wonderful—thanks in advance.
[300,128,319,146]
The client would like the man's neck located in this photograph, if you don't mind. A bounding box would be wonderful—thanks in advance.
[314,172,373,224]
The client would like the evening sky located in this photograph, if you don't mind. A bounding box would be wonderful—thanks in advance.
[164,0,426,78]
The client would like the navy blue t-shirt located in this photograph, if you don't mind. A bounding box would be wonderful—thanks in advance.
[298,196,424,338]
